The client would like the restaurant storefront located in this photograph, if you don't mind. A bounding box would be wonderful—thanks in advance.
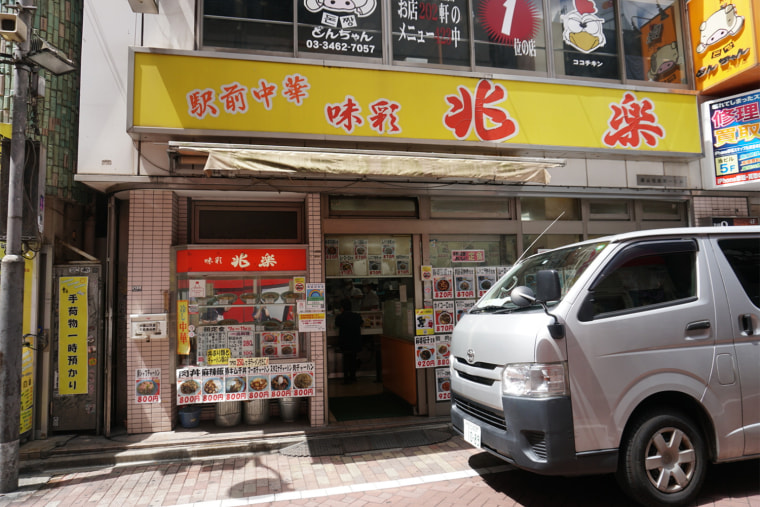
[72,0,757,436]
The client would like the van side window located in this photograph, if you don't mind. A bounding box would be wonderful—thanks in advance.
[717,238,760,308]
[585,242,697,319]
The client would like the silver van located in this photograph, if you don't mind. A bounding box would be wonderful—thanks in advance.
[450,226,759,507]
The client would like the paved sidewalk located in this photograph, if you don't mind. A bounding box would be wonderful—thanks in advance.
[3,416,759,506]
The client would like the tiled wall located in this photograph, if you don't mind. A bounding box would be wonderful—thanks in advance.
[126,190,175,434]
[693,196,749,219]
[307,193,326,426]
[126,191,326,433]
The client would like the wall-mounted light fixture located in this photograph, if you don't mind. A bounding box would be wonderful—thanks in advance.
[127,0,158,14]
[26,37,75,75]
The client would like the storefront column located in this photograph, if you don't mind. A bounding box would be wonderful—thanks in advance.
[125,190,177,434]
[306,193,327,426]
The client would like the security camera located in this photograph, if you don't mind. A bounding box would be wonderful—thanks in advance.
[0,13,27,43]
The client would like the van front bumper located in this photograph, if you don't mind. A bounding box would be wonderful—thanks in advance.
[451,393,617,476]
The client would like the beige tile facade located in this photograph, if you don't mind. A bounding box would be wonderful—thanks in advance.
[125,190,326,433]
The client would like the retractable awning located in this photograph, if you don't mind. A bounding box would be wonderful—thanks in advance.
[169,142,565,185]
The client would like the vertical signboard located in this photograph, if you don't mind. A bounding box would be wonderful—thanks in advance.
[58,277,88,394]
[687,0,757,92]
[52,263,102,431]
[705,89,760,186]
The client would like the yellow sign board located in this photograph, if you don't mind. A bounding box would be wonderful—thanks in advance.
[207,348,231,365]
[687,0,758,92]
[177,300,190,355]
[58,277,88,395]
[132,51,701,154]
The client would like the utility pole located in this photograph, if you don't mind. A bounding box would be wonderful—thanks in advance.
[0,0,33,493]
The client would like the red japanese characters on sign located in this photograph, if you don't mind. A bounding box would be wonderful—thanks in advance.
[602,92,665,148]
[443,79,518,142]
[325,95,364,134]
[176,248,307,273]
[451,250,485,262]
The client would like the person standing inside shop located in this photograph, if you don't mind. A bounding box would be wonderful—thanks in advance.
[335,298,363,384]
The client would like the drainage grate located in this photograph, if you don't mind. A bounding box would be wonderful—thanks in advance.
[280,428,452,457]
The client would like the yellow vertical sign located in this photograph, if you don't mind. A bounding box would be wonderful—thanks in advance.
[177,300,190,355]
[58,277,88,394]
[1,242,36,433]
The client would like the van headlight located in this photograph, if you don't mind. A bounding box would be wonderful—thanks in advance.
[502,362,569,397]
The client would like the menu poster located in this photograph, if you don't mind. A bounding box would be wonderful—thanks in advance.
[290,362,316,397]
[454,267,476,299]
[391,0,469,66]
[476,267,497,297]
[227,326,256,358]
[415,335,436,368]
[339,255,355,275]
[396,254,411,275]
[325,239,339,260]
[432,267,454,299]
[381,239,396,259]
[177,367,203,405]
[354,239,368,259]
[434,300,455,333]
[178,363,316,405]
[497,266,511,279]
[269,363,295,398]
[224,366,248,402]
[135,368,161,404]
[415,308,434,335]
[436,368,451,401]
[368,255,382,275]
[200,366,227,403]
[455,300,476,324]
[436,334,451,367]
[421,265,433,281]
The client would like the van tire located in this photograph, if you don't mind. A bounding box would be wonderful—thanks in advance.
[616,410,707,507]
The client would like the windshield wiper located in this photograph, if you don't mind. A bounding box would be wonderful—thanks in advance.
[469,305,513,314]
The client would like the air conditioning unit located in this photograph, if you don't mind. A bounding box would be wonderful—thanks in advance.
[130,314,168,341]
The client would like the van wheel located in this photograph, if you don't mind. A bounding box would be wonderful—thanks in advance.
[616,410,707,507]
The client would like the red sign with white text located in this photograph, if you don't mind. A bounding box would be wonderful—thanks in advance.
[177,248,307,273]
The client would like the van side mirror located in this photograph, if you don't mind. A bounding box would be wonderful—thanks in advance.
[536,270,561,302]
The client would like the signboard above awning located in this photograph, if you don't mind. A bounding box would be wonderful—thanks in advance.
[170,142,564,185]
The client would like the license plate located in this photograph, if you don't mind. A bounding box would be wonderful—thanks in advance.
[463,419,481,448]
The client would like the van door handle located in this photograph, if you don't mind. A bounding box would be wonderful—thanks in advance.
[686,320,711,331]
[740,314,753,335]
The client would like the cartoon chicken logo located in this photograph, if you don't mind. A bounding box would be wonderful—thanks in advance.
[561,0,606,54]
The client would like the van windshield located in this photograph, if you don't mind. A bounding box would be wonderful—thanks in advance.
[475,241,609,310]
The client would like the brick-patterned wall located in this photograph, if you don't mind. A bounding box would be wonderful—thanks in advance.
[126,190,175,434]
[306,193,326,427]
[693,196,749,220]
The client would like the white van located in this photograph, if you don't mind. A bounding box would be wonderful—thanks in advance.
[450,226,759,507]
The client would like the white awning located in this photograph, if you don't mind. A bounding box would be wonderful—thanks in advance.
[169,142,564,185]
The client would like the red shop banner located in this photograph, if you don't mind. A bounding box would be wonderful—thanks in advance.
[177,248,307,273]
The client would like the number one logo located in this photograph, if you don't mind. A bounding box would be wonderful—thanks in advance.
[501,0,517,36]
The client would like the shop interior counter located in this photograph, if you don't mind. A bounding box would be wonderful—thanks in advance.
[380,335,416,405]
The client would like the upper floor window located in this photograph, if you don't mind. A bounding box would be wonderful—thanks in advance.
[200,0,687,87]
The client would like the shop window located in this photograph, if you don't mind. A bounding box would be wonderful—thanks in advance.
[202,1,294,53]
[430,197,513,219]
[472,0,548,73]
[520,197,581,221]
[429,235,517,268]
[639,200,685,221]
[199,1,687,87]
[328,196,418,217]
[550,0,620,80]
[391,0,470,67]
[325,234,413,277]
[589,200,631,220]
[620,0,686,84]
[522,233,582,256]
[192,201,304,244]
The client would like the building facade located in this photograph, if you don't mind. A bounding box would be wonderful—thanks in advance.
[68,0,759,435]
